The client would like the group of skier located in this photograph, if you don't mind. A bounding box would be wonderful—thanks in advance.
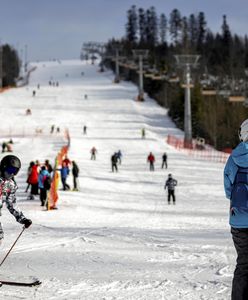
[147,152,168,171]
[26,159,53,206]
[24,155,80,208]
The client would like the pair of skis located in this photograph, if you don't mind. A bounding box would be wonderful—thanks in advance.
[0,279,41,287]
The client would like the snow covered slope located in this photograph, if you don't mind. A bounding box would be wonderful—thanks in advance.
[0,60,233,299]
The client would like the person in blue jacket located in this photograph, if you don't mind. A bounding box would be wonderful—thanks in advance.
[38,166,50,206]
[60,162,70,191]
[224,118,248,299]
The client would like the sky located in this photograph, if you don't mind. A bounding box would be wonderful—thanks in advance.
[0,0,247,61]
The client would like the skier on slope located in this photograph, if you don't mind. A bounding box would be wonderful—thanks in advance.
[164,174,177,204]
[90,147,97,160]
[147,152,155,171]
[224,119,248,299]
[111,153,118,172]
[161,152,168,169]
[72,161,79,191]
[0,155,32,241]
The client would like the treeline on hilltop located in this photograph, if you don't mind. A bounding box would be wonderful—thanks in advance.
[104,6,248,150]
[1,44,20,87]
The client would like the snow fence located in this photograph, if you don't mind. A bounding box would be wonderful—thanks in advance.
[47,129,70,210]
[167,135,230,164]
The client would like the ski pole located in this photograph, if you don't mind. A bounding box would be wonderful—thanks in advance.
[0,226,26,267]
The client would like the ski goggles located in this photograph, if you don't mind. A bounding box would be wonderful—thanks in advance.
[5,166,19,175]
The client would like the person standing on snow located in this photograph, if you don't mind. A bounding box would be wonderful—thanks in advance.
[90,147,97,160]
[0,155,32,241]
[38,166,51,206]
[141,128,146,139]
[27,161,39,200]
[116,150,122,165]
[111,153,118,172]
[161,152,168,169]
[164,174,177,204]
[72,161,79,191]
[147,152,155,171]
[224,119,248,299]
[60,162,70,191]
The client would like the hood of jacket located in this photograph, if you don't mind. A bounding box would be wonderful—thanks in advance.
[232,142,248,167]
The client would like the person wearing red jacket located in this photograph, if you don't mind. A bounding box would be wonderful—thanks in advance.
[147,152,155,171]
[27,161,39,200]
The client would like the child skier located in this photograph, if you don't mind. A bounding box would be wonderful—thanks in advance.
[0,155,32,241]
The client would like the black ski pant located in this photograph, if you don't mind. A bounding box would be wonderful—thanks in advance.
[112,163,118,172]
[149,162,154,171]
[161,161,167,169]
[168,190,175,204]
[40,188,47,206]
[231,227,248,300]
[62,177,70,190]
[73,176,78,190]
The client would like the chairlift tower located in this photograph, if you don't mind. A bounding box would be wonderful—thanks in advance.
[174,55,200,148]
[132,49,149,101]
[24,44,28,73]
[113,45,121,83]
[98,43,106,72]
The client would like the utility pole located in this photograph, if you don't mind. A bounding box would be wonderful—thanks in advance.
[132,49,149,101]
[174,55,200,148]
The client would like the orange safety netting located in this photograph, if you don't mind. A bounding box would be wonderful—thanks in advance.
[47,139,70,210]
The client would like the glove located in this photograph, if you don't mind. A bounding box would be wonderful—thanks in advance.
[23,218,32,228]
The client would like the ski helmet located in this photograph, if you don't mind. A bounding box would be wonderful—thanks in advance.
[168,173,172,178]
[239,119,248,142]
[0,155,21,178]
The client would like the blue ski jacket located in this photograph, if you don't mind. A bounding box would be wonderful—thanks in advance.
[224,142,248,227]
[38,169,50,189]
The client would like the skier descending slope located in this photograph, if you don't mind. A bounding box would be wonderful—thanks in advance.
[224,119,248,300]
[0,155,32,242]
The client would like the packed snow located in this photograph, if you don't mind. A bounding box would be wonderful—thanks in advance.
[0,59,234,299]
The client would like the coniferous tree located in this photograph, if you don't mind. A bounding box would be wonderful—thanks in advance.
[138,8,146,44]
[169,9,182,45]
[159,13,167,44]
[126,5,138,43]
[181,16,189,52]
[145,9,152,46]
[197,12,207,53]
[188,14,198,50]
[149,6,158,46]
[244,35,248,68]
[221,15,232,73]
[2,44,20,87]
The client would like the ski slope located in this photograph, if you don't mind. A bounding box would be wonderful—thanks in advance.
[0,60,233,299]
